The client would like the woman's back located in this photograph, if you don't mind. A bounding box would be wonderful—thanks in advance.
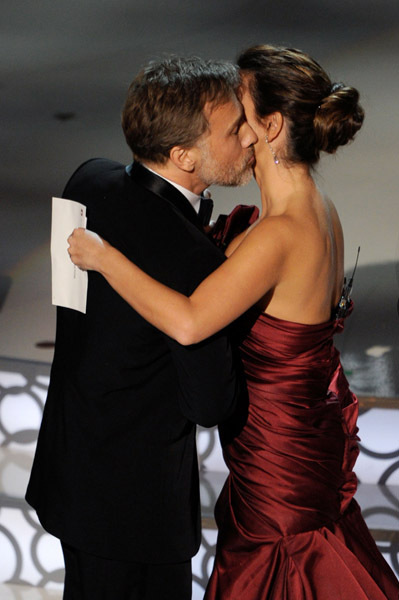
[258,189,345,325]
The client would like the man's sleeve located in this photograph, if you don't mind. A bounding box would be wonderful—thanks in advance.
[165,330,240,428]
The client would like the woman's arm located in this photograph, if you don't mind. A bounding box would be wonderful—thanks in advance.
[68,219,288,345]
[224,218,258,256]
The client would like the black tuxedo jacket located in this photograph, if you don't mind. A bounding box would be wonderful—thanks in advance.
[26,159,240,563]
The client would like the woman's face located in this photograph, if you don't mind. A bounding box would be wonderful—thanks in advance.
[239,78,267,161]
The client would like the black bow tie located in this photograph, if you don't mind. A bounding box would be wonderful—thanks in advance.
[198,197,213,227]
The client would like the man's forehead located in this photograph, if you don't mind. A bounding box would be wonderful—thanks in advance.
[204,94,243,122]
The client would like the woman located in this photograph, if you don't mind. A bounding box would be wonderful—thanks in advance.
[68,46,399,598]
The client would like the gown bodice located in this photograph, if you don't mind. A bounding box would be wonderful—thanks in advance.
[230,311,359,535]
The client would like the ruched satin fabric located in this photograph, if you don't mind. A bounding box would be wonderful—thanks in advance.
[205,311,399,599]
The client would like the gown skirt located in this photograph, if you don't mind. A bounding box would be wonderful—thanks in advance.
[205,310,399,599]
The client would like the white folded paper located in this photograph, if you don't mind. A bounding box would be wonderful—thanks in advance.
[51,197,88,313]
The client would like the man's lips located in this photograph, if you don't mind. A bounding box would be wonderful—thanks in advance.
[247,153,255,166]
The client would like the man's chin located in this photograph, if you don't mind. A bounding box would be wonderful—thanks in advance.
[216,171,254,187]
[228,166,254,187]
[239,168,255,186]
[201,162,254,188]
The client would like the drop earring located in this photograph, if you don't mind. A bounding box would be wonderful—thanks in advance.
[265,135,279,165]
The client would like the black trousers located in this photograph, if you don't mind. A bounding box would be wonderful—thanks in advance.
[61,542,192,600]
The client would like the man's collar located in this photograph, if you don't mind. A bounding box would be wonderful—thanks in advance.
[143,165,201,213]
[126,161,200,227]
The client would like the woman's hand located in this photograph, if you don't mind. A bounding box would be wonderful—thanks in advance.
[67,228,108,271]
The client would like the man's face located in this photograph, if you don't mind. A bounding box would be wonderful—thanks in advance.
[195,94,257,187]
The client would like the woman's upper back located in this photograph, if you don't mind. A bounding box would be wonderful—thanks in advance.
[239,189,345,326]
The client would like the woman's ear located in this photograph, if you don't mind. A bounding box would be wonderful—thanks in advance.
[169,146,196,173]
[264,111,283,143]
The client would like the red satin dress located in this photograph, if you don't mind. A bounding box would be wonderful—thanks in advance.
[205,309,399,599]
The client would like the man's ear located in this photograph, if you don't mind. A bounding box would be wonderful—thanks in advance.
[264,111,283,143]
[169,146,196,172]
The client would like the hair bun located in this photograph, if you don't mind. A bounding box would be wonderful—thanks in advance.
[330,82,345,93]
[314,84,365,154]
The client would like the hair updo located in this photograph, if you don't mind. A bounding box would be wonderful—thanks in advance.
[237,45,365,165]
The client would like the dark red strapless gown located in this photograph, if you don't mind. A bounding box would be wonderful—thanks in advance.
[205,310,399,599]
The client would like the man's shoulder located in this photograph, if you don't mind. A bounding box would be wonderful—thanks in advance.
[63,158,128,199]
[70,157,125,177]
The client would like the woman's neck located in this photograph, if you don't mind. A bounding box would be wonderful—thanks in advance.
[254,159,315,218]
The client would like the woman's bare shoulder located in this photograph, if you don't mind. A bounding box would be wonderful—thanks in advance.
[324,195,342,225]
[225,217,260,256]
[248,213,298,246]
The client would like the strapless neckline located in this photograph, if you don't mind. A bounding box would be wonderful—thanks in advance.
[254,298,353,333]
[257,310,334,329]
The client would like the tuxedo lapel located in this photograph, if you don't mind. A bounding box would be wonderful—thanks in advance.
[198,197,213,227]
[128,161,200,228]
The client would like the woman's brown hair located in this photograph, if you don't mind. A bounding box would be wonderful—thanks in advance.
[237,45,364,165]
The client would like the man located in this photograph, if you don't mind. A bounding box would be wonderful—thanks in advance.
[26,56,256,599]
